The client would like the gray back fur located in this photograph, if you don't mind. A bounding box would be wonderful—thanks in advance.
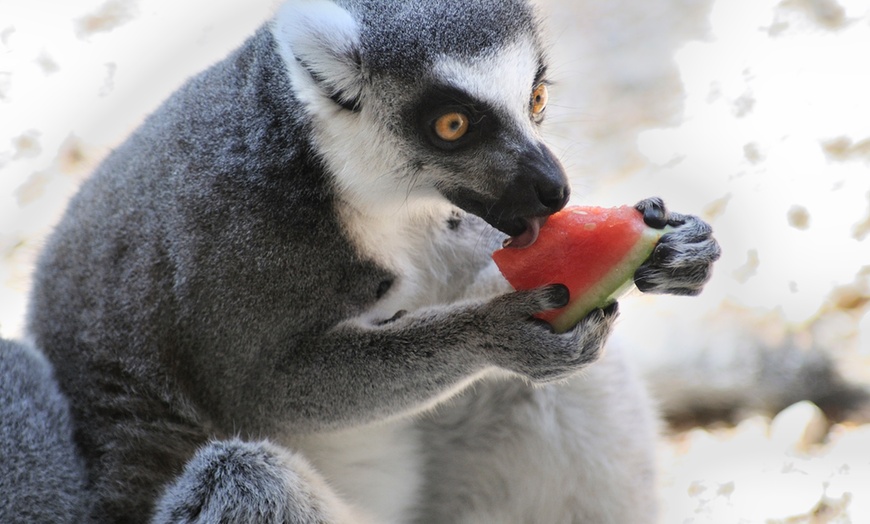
[27,24,389,520]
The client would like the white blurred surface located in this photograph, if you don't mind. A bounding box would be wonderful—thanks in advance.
[2,0,869,521]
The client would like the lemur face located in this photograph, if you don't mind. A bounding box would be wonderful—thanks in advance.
[399,38,569,248]
[275,0,568,247]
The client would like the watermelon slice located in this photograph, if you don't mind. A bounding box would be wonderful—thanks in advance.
[492,205,671,333]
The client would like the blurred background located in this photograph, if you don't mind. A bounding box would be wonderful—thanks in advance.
[1,0,869,521]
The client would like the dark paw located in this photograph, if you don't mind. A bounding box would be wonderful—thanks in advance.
[521,303,618,383]
[632,199,721,296]
[480,287,615,383]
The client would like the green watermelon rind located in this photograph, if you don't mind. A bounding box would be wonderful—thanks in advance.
[548,225,671,333]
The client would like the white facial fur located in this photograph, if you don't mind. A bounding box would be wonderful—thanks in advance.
[272,0,363,108]
[271,0,547,322]
[432,37,544,141]
[273,1,438,220]
[272,2,546,220]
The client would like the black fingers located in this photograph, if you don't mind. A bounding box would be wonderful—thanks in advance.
[601,300,619,317]
[493,284,571,318]
[633,211,721,296]
[634,264,705,295]
[634,197,669,229]
[665,212,688,228]
[547,283,571,309]
[660,214,713,243]
[634,239,720,294]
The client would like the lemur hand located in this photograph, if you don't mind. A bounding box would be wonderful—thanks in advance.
[632,197,721,296]
[477,285,617,383]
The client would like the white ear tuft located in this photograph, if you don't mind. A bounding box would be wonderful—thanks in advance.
[273,0,364,110]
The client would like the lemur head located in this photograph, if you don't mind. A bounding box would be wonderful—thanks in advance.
[274,0,568,247]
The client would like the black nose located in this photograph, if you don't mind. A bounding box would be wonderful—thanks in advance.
[521,142,570,215]
[537,180,570,213]
[437,140,571,238]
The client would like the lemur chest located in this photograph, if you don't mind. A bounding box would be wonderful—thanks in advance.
[290,418,423,523]
[293,205,498,520]
[341,202,496,321]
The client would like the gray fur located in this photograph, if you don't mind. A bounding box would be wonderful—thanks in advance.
[18,0,719,522]
[153,439,357,524]
[415,347,659,523]
[0,339,89,523]
[634,197,721,296]
[338,0,541,74]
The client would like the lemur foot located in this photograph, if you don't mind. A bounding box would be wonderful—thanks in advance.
[480,285,618,383]
[152,439,358,524]
[633,197,721,296]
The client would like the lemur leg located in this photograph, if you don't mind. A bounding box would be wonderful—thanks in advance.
[415,345,659,524]
[152,439,372,524]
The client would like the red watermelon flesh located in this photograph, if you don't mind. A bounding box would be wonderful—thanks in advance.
[492,205,669,333]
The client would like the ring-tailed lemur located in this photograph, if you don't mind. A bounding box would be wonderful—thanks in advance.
[15,0,720,522]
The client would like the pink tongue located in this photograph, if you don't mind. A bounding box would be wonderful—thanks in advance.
[504,216,548,249]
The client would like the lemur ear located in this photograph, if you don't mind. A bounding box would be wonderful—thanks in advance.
[273,0,364,111]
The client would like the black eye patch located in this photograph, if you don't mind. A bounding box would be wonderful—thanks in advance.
[410,85,500,151]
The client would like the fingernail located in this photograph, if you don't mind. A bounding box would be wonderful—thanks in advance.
[551,284,570,307]
[643,206,668,229]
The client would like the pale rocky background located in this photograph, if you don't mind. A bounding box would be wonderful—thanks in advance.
[2,0,869,521]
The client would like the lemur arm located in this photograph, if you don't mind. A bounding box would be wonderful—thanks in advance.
[225,286,616,435]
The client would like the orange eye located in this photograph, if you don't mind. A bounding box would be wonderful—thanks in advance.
[434,112,470,142]
[531,83,548,116]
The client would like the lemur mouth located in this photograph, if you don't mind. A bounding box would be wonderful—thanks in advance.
[501,216,549,249]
